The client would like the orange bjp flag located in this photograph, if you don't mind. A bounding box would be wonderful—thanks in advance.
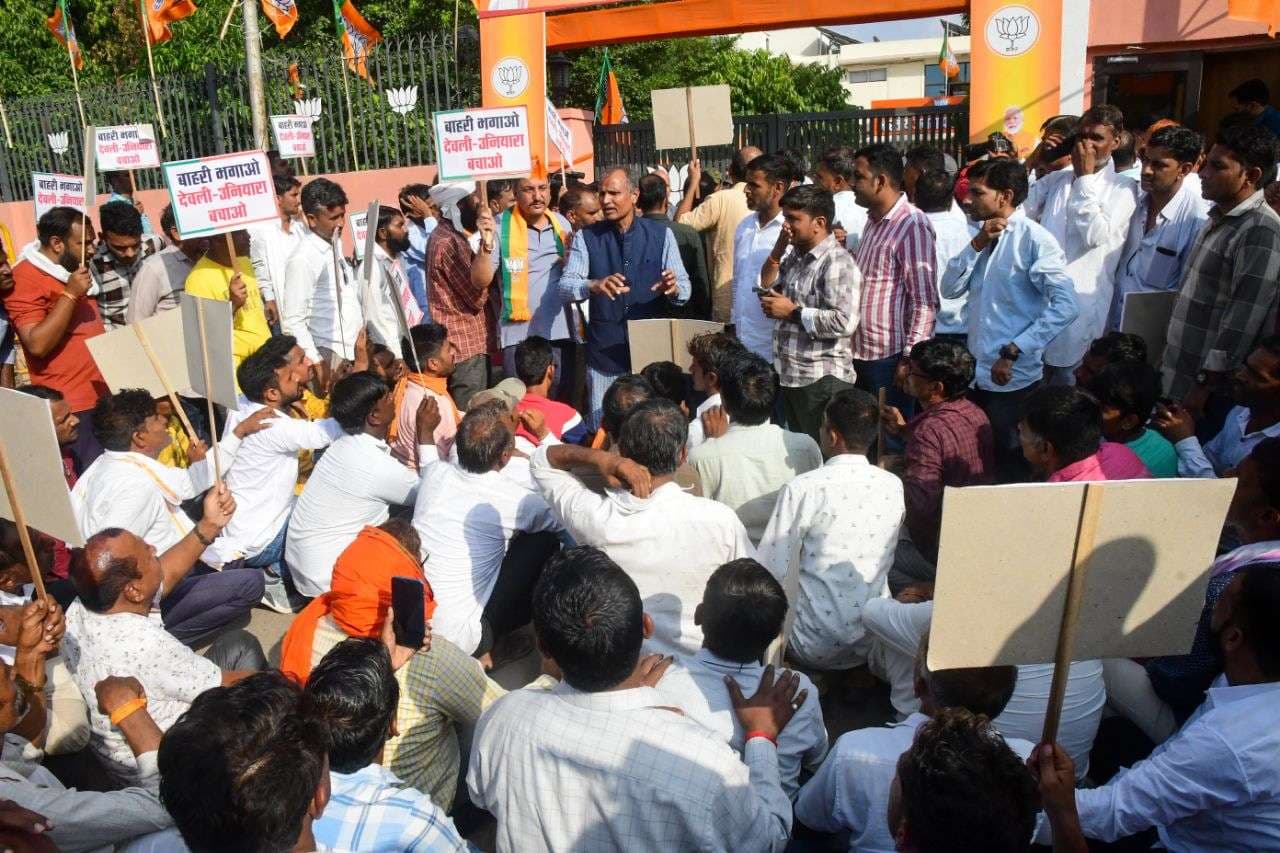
[144,0,198,45]
[262,0,299,40]
[46,0,84,70]
[333,0,382,81]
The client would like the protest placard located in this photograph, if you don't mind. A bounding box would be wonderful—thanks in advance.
[627,318,723,373]
[651,86,734,153]
[85,309,197,438]
[31,172,86,221]
[1120,291,1179,368]
[0,388,85,551]
[269,115,317,159]
[94,124,160,171]
[434,106,532,182]
[180,294,237,410]
[162,150,278,239]
[349,208,370,261]
[545,100,573,166]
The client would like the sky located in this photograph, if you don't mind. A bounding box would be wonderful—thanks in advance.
[832,15,964,42]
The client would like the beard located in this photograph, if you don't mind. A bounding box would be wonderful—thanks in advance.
[389,233,412,255]
[56,248,80,273]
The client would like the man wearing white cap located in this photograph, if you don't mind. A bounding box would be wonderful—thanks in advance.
[427,181,491,409]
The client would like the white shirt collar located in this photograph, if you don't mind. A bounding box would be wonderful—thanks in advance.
[822,453,870,468]
[695,393,721,417]
[693,647,762,674]
[550,680,666,711]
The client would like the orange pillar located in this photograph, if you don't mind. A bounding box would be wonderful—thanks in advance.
[480,12,549,179]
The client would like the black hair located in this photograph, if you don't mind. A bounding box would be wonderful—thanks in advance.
[408,323,448,366]
[718,353,776,426]
[1146,126,1203,165]
[687,331,745,380]
[1022,385,1102,465]
[160,672,327,853]
[533,546,644,692]
[700,559,787,663]
[617,398,687,475]
[160,204,177,236]
[36,206,84,246]
[398,183,431,204]
[897,708,1038,853]
[853,142,905,190]
[300,177,349,215]
[514,336,554,386]
[966,158,1030,207]
[16,384,63,403]
[745,153,794,187]
[486,179,513,199]
[913,170,956,213]
[557,186,595,217]
[1229,78,1271,106]
[1113,130,1137,170]
[1215,125,1280,186]
[919,633,1017,719]
[1087,331,1148,365]
[70,529,142,612]
[1041,114,1080,137]
[1089,361,1161,423]
[273,173,301,196]
[779,184,835,227]
[905,144,947,176]
[1234,561,1280,678]
[302,638,398,774]
[237,335,298,404]
[1081,103,1125,134]
[601,374,653,436]
[824,388,879,453]
[728,147,761,183]
[640,361,686,406]
[816,145,858,183]
[455,405,512,474]
[909,338,976,398]
[375,204,403,234]
[636,172,669,213]
[329,371,390,434]
[92,389,157,452]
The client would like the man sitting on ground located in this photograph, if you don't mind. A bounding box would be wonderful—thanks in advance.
[512,335,588,451]
[655,559,827,798]
[1087,361,1179,477]
[1020,385,1150,482]
[389,323,462,467]
[468,546,802,852]
[686,331,746,450]
[1074,330,1147,387]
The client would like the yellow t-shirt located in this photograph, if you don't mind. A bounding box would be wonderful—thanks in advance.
[157,415,192,469]
[183,255,271,367]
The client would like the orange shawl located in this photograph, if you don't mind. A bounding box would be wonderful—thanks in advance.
[280,525,436,682]
[387,372,459,445]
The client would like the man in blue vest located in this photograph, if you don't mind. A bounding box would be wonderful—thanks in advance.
[561,166,691,429]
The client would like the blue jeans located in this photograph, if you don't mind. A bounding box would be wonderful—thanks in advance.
[244,520,288,572]
[854,354,913,455]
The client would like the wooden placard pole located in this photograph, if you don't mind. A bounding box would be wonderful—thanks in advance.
[63,32,86,131]
[132,325,198,439]
[1041,484,1105,744]
[338,57,360,171]
[219,0,241,40]
[0,438,49,604]
[193,298,222,482]
[331,227,349,358]
[685,86,697,164]
[876,387,887,469]
[137,0,169,138]
[80,125,96,268]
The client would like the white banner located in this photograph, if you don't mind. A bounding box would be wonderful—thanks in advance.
[545,100,573,166]
[31,172,86,222]
[94,124,161,171]
[349,209,370,260]
[161,150,278,239]
[433,106,531,182]
[269,115,316,159]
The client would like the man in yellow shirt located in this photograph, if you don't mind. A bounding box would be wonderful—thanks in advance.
[184,229,270,366]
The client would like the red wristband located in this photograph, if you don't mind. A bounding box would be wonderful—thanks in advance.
[745,730,777,746]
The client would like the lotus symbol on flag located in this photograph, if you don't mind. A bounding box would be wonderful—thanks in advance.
[294,98,323,121]
[48,132,69,156]
[385,86,418,115]
[994,14,1031,53]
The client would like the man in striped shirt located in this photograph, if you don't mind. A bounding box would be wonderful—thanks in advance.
[850,143,938,442]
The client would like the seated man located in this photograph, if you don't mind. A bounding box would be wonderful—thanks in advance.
[303,638,469,852]
[62,519,267,783]
[685,331,746,450]
[1052,563,1280,848]
[795,633,1030,852]
[205,335,345,613]
[157,672,330,852]
[689,352,822,543]
[581,374,703,494]
[1087,361,1179,477]
[1154,336,1280,477]
[280,520,503,810]
[287,371,433,597]
[1019,385,1150,482]
[1074,330,1147,388]
[390,323,461,468]
[531,399,753,656]
[70,389,272,642]
[414,400,561,661]
[655,558,827,799]
[513,335,588,451]
[759,388,903,671]
[468,546,801,852]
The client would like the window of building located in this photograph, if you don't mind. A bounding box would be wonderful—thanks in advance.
[848,67,888,84]
[925,61,970,97]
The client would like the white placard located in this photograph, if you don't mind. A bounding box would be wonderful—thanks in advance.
[180,294,238,410]
[546,100,573,165]
[349,209,370,261]
[31,172,86,222]
[0,388,84,548]
[85,309,192,400]
[651,85,734,151]
[269,115,316,159]
[94,124,161,171]
[433,106,532,182]
[161,150,278,239]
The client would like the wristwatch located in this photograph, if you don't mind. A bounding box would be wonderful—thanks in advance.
[789,306,804,325]
[193,525,216,547]
[998,343,1021,362]
[1195,370,1211,386]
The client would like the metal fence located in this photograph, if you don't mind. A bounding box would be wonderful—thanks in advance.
[0,32,477,203]
[593,105,970,178]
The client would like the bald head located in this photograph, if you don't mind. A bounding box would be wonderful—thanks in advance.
[455,405,514,474]
[730,146,765,183]
[72,529,151,613]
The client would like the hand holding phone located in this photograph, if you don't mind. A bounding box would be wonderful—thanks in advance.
[390,576,426,653]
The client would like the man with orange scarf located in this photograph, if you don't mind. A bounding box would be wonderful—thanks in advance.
[389,322,461,469]
[281,520,504,810]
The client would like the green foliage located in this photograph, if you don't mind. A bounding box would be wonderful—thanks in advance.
[564,38,849,120]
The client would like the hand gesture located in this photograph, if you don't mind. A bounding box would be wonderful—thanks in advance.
[403,196,433,220]
[200,482,236,533]
[264,300,280,327]
[352,328,371,373]
[638,653,674,688]
[0,800,51,836]
[1071,137,1095,178]
[518,408,548,439]
[381,606,429,672]
[1152,401,1196,444]
[832,224,848,248]
[187,438,208,463]
[94,675,145,717]
[131,197,146,216]
[726,664,805,741]
[651,269,679,297]
[772,221,794,255]
[972,217,1008,251]
[1028,742,1078,820]
[609,457,652,498]
[415,395,442,441]
[233,406,279,439]
[687,159,703,198]
[228,273,248,311]
[475,208,497,253]
[759,291,797,321]
[991,358,1014,387]
[589,273,630,301]
[701,405,729,440]
[66,266,92,299]
[16,598,64,659]
[880,404,907,438]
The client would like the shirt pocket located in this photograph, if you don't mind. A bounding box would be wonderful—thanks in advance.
[1144,247,1180,291]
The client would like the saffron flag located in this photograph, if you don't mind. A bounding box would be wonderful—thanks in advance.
[288,62,305,100]
[938,29,960,79]
[46,0,84,70]
[262,0,298,40]
[144,0,198,45]
[333,0,382,81]
[594,48,628,125]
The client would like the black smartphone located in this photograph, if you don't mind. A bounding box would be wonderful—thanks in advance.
[390,576,426,649]
[1043,132,1079,162]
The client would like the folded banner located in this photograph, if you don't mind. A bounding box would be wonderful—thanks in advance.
[95,124,161,171]
[161,150,278,238]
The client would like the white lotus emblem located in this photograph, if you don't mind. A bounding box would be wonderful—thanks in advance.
[385,86,418,115]
[293,98,323,120]
[48,132,69,155]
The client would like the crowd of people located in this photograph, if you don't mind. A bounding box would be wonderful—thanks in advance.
[0,82,1277,851]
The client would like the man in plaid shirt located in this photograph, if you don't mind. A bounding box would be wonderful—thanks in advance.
[88,200,147,330]
[1163,125,1280,419]
[758,184,862,441]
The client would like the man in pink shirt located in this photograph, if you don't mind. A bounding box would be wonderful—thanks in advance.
[1018,385,1151,482]
[389,323,461,467]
